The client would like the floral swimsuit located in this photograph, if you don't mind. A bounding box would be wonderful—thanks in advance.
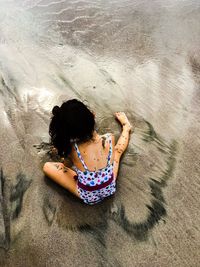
[73,133,116,205]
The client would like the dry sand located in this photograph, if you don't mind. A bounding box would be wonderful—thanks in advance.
[0,0,200,266]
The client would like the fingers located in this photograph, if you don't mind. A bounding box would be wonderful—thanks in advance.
[115,111,124,114]
[114,112,132,131]
[115,111,125,117]
[115,112,128,121]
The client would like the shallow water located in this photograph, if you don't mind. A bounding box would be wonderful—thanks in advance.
[0,0,200,266]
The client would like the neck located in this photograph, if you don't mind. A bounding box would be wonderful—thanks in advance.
[91,131,101,143]
[92,130,98,138]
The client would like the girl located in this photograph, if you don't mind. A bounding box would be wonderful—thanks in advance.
[43,99,131,205]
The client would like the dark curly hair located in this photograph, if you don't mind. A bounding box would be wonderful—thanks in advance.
[49,99,95,157]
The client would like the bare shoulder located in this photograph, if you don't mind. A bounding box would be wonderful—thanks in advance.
[103,132,115,145]
[110,133,115,142]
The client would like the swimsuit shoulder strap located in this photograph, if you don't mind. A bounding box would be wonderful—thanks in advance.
[74,143,88,170]
[107,133,113,165]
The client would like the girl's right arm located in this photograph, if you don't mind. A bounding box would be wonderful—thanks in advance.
[114,112,132,158]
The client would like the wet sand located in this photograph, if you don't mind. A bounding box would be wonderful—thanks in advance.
[0,0,200,266]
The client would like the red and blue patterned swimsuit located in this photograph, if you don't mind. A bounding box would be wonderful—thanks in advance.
[73,133,116,205]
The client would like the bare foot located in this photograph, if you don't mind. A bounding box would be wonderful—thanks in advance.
[115,112,132,131]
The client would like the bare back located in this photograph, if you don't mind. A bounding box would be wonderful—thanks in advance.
[70,133,115,172]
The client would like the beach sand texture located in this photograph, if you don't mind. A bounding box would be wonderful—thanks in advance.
[0,0,200,266]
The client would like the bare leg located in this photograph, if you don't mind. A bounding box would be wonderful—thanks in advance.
[43,162,80,198]
[113,112,132,180]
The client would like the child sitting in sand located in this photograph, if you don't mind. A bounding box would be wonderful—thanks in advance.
[43,99,131,205]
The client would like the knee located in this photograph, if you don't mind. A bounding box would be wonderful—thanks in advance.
[43,162,65,174]
[43,162,51,174]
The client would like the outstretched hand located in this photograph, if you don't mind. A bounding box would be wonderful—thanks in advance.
[115,112,132,132]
